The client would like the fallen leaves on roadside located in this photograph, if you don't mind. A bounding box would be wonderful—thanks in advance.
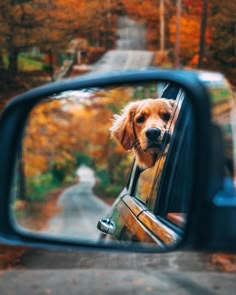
[210,254,236,272]
[0,244,29,270]
[0,187,65,270]
[16,187,64,231]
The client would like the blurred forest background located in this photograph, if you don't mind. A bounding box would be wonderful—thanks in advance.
[1,0,236,103]
[1,0,236,270]
[14,84,158,225]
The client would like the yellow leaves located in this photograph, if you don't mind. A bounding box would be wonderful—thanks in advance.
[23,86,142,180]
[23,100,70,178]
[24,154,48,177]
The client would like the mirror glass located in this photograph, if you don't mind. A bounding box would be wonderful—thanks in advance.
[11,81,194,249]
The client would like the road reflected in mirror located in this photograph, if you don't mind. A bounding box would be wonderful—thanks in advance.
[43,165,109,239]
[11,81,194,249]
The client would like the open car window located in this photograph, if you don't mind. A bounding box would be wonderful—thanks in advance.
[132,86,185,211]
[153,93,194,228]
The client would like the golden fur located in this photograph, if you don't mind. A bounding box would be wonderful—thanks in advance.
[110,98,176,168]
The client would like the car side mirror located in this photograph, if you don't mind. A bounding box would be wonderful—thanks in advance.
[0,69,235,253]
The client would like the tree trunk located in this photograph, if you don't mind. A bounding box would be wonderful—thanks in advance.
[18,158,26,201]
[8,48,19,75]
[198,0,208,68]
[0,52,4,70]
[17,144,26,201]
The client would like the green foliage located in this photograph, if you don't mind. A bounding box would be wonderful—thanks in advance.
[133,83,159,99]
[76,153,94,167]
[18,53,46,71]
[50,159,76,183]
[42,63,53,72]
[4,52,47,71]
[26,157,77,202]
[26,165,76,203]
[93,156,132,199]
[26,173,56,202]
[94,168,122,199]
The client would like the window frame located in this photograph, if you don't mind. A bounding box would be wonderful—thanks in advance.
[127,86,191,231]
[154,95,195,229]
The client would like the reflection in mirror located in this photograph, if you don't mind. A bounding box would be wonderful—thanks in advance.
[11,81,194,249]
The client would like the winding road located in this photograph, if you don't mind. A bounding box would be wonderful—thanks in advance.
[92,16,154,73]
[43,165,109,240]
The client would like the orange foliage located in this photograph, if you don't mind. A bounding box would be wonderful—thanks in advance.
[210,254,236,272]
[0,244,28,269]
[169,0,211,64]
[23,86,136,180]
[24,100,75,178]
[121,0,160,21]
[16,188,64,231]
[20,83,158,207]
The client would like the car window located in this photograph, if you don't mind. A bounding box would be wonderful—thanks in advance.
[154,98,194,228]
[129,87,195,231]
[132,88,185,210]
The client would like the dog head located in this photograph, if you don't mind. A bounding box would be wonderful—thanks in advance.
[110,98,176,168]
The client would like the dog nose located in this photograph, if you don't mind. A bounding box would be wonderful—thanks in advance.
[146,128,161,141]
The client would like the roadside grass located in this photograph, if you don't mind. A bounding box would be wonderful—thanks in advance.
[18,55,45,71]
[18,52,48,72]
[3,52,47,72]
[24,173,74,203]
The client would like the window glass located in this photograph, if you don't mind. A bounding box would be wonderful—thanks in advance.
[134,165,156,204]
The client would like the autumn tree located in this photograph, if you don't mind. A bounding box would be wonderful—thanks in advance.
[206,0,236,82]
[21,83,157,201]
[169,0,211,65]
[0,0,118,76]
[0,1,70,74]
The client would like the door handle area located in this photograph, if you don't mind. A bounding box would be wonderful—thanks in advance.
[97,218,116,235]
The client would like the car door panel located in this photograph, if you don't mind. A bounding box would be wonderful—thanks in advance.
[106,196,163,245]
[138,210,181,246]
[122,194,146,215]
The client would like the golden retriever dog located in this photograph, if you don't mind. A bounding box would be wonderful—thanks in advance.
[110,98,176,168]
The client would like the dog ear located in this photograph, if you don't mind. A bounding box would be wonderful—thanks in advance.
[110,102,138,150]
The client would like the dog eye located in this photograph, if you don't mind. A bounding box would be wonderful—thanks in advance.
[162,113,171,121]
[136,115,145,123]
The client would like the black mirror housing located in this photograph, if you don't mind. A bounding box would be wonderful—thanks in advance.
[0,69,235,253]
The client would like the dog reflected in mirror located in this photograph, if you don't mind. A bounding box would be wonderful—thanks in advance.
[110,98,176,168]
